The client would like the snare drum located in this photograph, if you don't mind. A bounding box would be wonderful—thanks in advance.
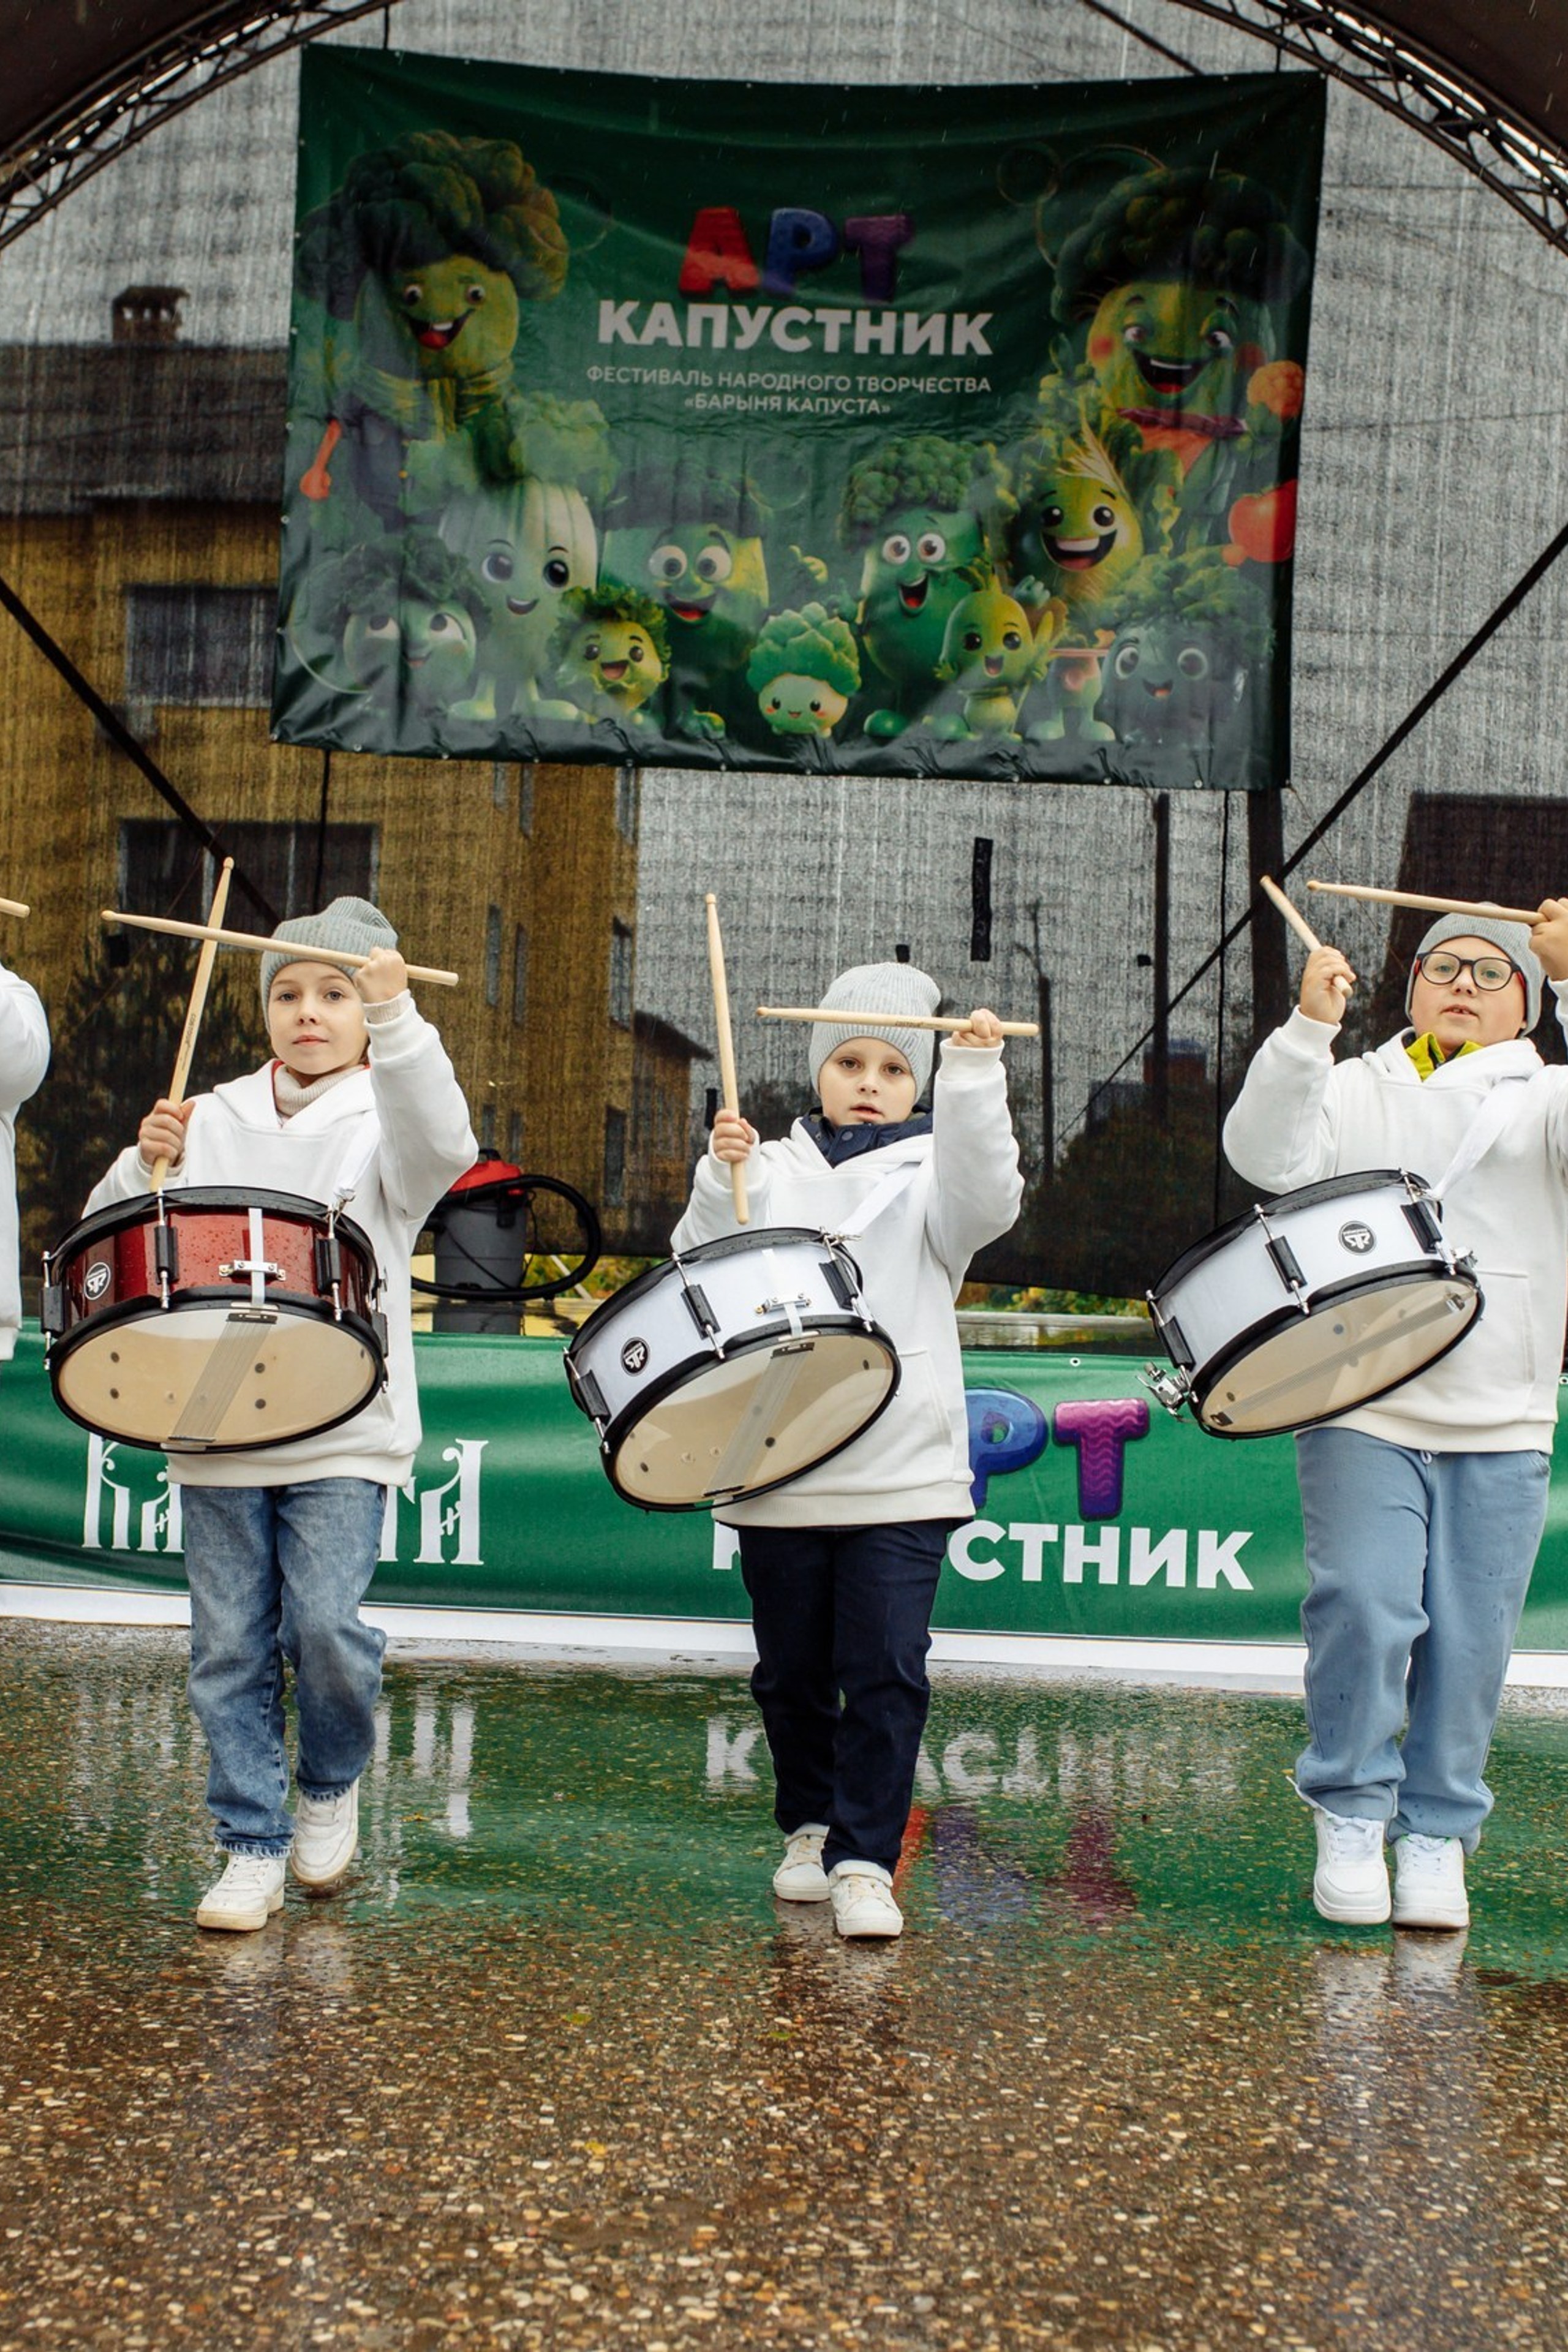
[564,1226,899,1510]
[1145,1169,1482,1438]
[42,1188,387,1453]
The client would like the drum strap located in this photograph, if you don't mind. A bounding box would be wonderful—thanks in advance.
[1430,1077,1529,1200]
[828,1158,924,1241]
[331,1120,382,1207]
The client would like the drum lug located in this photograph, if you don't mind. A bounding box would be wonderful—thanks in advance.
[1256,1210,1310,1314]
[154,1219,179,1302]
[1142,1362,1192,1418]
[39,1283,64,1340]
[680,1278,724,1354]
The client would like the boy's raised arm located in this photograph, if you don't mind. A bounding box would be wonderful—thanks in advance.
[673,1110,770,1250]
[925,1014,1023,1277]
[361,970,477,1225]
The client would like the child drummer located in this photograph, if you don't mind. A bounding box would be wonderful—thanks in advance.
[1,944,48,1366]
[84,899,475,1933]
[1224,900,1568,1932]
[674,962,1023,1940]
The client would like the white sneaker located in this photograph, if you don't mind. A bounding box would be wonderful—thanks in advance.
[196,1853,287,1933]
[829,1861,903,1940]
[772,1825,831,1902]
[1392,1834,1469,1930]
[292,1782,360,1889]
[1311,1807,1390,1924]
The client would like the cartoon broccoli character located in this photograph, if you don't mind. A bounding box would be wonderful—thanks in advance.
[1093,548,1273,782]
[1047,164,1310,540]
[837,436,1014,739]
[747,605,861,740]
[927,589,1049,742]
[329,530,482,715]
[551,588,670,728]
[602,461,771,742]
[295,129,568,525]
[436,393,616,724]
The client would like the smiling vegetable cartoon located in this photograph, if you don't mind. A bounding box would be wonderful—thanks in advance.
[602,465,771,743]
[435,394,616,723]
[837,437,1013,740]
[929,589,1049,741]
[747,604,862,740]
[1093,548,1272,781]
[330,530,482,717]
[551,589,671,728]
[295,129,568,526]
[1046,164,1309,548]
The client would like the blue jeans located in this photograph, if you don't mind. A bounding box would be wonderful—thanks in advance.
[738,1520,951,1876]
[1295,1430,1548,1851]
[182,1479,386,1856]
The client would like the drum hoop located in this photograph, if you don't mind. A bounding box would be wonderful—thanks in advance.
[565,1226,865,1363]
[50,1186,379,1264]
[598,1318,902,1514]
[47,1287,385,1355]
[1150,1169,1434,1299]
[1191,1261,1482,1442]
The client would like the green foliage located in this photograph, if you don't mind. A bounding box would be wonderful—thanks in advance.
[503,393,617,503]
[333,529,483,625]
[1053,165,1311,322]
[295,129,568,315]
[837,435,1015,551]
[551,586,671,665]
[746,603,861,697]
[610,461,770,537]
[1099,548,1273,665]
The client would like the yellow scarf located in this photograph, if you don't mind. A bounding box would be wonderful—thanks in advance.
[1406,1033,1480,1080]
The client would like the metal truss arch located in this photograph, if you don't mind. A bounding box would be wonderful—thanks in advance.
[0,2,400,255]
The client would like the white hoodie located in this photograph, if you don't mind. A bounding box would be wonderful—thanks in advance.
[1222,993,1568,1453]
[672,1039,1023,1527]
[83,996,475,1487]
[0,962,49,1360]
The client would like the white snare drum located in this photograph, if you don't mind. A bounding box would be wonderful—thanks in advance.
[564,1227,900,1510]
[1145,1169,1482,1438]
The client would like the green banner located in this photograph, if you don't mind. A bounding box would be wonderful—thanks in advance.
[9,1333,1568,1656]
[274,50,1324,788]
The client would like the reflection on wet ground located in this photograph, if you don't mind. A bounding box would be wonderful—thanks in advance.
[4,1624,1568,2348]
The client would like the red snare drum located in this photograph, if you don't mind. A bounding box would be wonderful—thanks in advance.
[42,1188,386,1453]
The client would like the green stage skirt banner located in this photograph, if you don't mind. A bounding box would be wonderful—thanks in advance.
[7,1336,1568,1659]
[274,50,1324,789]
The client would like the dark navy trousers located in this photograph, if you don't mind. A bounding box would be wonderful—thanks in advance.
[737,1519,951,1876]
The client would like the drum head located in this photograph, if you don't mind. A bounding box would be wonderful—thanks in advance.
[1199,1272,1480,1436]
[52,1307,382,1452]
[608,1328,899,1510]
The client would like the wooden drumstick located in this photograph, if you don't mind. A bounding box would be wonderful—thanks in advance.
[705,893,748,1226]
[1306,880,1544,927]
[0,895,28,918]
[758,1005,1041,1038]
[1260,874,1351,1000]
[148,860,234,1193]
[101,907,459,986]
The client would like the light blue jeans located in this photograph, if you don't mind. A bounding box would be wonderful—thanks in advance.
[181,1479,386,1856]
[1295,1429,1549,1851]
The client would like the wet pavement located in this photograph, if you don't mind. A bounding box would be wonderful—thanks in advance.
[4,1624,1568,2349]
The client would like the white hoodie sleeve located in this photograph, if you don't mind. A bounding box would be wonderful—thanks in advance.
[1222,1006,1343,1193]
[924,1039,1024,1281]
[672,1133,772,1251]
[363,998,477,1227]
[0,965,48,1114]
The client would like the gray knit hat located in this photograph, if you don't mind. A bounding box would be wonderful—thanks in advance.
[809,962,942,1099]
[260,896,398,1002]
[1406,913,1542,1034]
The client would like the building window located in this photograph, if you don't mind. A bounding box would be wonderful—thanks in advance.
[491,762,509,812]
[478,1102,497,1152]
[604,1107,627,1208]
[125,585,275,707]
[484,905,503,1008]
[609,920,633,1029]
[614,765,638,843]
[507,1110,524,1165]
[518,764,535,835]
[511,927,528,1027]
[119,819,376,928]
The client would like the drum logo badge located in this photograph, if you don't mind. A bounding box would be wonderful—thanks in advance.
[83,1261,111,1301]
[1338,1222,1375,1254]
[620,1338,650,1376]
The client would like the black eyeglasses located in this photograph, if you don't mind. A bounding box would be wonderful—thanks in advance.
[1414,949,1519,992]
